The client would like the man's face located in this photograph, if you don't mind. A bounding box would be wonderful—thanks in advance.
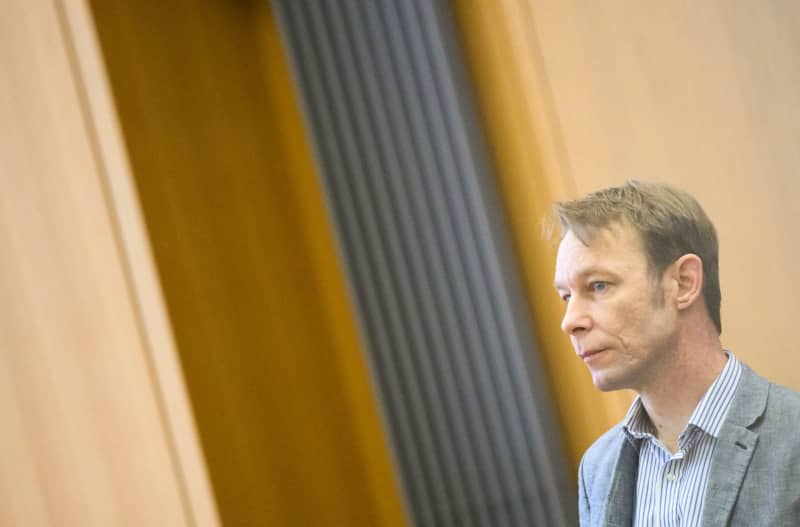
[553,224,678,392]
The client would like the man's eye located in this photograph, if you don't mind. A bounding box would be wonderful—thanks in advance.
[561,293,571,303]
[590,281,608,293]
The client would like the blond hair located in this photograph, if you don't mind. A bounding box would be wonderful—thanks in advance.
[555,180,721,334]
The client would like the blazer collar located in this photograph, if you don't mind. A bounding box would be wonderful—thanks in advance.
[700,363,768,526]
[601,363,769,527]
[602,437,638,527]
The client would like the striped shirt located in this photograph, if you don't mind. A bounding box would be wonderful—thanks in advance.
[623,352,743,527]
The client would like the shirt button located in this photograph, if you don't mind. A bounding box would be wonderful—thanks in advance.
[666,473,677,481]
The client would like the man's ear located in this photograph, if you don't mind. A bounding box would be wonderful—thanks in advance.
[673,254,704,311]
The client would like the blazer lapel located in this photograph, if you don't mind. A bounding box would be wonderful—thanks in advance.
[700,365,768,526]
[602,438,638,527]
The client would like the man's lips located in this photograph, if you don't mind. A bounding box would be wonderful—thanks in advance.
[579,348,607,361]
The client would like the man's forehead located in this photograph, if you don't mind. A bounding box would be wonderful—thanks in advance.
[563,221,638,247]
[553,246,604,289]
[563,221,647,255]
[554,224,645,286]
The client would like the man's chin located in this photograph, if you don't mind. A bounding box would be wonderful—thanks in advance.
[591,371,627,392]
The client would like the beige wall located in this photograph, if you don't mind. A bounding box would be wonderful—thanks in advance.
[454,0,800,471]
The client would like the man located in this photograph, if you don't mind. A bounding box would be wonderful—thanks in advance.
[553,181,800,526]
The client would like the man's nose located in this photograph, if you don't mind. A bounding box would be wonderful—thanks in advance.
[561,297,591,335]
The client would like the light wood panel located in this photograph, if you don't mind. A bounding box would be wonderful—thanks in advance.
[88,1,408,525]
[0,0,210,524]
[454,0,800,471]
[58,1,221,524]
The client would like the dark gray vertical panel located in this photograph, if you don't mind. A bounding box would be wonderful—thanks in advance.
[272,1,576,525]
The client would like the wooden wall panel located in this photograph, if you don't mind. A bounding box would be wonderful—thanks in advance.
[88,1,408,525]
[0,0,203,524]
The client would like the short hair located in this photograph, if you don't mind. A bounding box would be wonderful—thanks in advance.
[555,180,721,334]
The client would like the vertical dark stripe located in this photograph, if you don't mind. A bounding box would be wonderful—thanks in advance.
[272,1,575,525]
[279,5,438,524]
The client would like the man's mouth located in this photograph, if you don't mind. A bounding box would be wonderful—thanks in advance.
[579,348,607,361]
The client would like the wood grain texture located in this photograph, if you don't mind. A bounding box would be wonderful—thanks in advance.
[0,0,196,524]
[58,0,221,524]
[88,1,409,525]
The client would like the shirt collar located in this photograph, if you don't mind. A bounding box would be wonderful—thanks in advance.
[686,351,742,437]
[622,351,743,443]
[622,397,653,442]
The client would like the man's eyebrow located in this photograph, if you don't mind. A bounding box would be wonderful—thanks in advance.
[553,267,614,290]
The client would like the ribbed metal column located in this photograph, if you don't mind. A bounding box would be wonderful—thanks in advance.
[272,1,576,525]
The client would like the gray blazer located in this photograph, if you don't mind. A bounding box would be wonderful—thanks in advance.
[578,364,800,526]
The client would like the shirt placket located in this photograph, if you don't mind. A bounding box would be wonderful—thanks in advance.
[662,449,685,527]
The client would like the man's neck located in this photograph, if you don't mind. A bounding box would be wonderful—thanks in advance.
[637,339,728,453]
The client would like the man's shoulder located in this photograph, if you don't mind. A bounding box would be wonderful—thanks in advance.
[743,363,800,430]
[735,365,800,465]
[725,368,800,524]
[767,380,800,410]
[762,378,800,437]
